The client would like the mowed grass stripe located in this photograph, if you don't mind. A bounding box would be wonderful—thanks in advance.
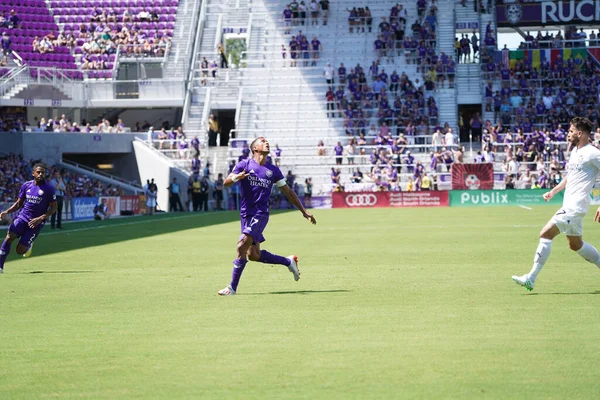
[1,206,599,399]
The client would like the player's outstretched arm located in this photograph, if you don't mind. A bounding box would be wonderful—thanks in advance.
[0,198,25,220]
[29,201,57,228]
[543,177,567,202]
[223,170,250,187]
[280,185,316,225]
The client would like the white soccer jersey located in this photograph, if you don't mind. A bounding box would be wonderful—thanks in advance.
[563,144,600,214]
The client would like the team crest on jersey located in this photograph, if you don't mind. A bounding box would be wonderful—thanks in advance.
[38,190,44,195]
[266,170,273,178]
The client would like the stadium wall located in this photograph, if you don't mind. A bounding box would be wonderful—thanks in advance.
[0,132,23,155]
[133,140,189,213]
[21,133,146,165]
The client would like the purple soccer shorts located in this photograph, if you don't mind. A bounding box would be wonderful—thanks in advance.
[241,215,269,244]
[9,217,42,248]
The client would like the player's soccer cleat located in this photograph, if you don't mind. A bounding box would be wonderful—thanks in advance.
[217,285,236,296]
[287,255,300,281]
[23,244,33,258]
[512,274,534,291]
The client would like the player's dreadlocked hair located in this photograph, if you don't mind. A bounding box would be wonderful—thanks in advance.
[32,163,47,172]
[571,117,594,136]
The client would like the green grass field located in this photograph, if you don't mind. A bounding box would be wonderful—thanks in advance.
[1,206,600,399]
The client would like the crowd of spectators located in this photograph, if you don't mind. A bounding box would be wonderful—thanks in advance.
[0,154,119,203]
[315,120,459,192]
[148,126,201,161]
[31,115,129,133]
[282,30,322,67]
[517,27,597,50]
[0,117,27,132]
[455,32,479,64]
[283,0,331,30]
[373,2,438,68]
[325,61,442,135]
[482,49,600,132]
[29,6,173,71]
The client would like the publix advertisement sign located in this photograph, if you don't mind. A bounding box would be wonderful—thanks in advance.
[450,190,563,207]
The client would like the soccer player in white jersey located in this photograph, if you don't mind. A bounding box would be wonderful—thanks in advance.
[512,117,600,291]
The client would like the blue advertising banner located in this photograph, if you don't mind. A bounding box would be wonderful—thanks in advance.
[71,197,98,221]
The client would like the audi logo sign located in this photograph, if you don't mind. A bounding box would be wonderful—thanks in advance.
[332,191,450,208]
[345,193,378,207]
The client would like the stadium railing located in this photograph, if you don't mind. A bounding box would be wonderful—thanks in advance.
[1,68,185,103]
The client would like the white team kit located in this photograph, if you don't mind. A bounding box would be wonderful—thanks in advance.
[513,131,600,291]
[551,144,600,236]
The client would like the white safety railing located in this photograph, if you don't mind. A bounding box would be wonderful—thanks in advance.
[182,0,208,125]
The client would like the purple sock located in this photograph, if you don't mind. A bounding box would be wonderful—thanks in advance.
[0,240,11,269]
[230,258,248,292]
[259,250,291,267]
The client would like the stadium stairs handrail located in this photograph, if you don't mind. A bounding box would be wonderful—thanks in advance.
[182,0,207,126]
[0,65,28,97]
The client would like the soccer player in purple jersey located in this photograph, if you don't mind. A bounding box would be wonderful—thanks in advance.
[0,164,57,273]
[217,137,317,295]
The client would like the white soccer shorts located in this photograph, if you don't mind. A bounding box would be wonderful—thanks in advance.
[550,208,584,237]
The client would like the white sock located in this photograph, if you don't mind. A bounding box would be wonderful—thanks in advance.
[527,238,553,282]
[576,242,600,268]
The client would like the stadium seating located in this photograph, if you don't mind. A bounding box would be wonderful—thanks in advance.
[1,0,177,79]
[231,0,454,191]
[1,0,78,75]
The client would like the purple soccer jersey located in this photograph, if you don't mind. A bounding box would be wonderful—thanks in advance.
[8,180,56,247]
[17,180,56,223]
[233,158,285,218]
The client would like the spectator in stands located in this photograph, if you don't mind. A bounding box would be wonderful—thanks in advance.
[298,1,307,26]
[310,36,321,66]
[207,114,219,147]
[138,9,151,22]
[210,60,218,78]
[309,0,319,25]
[218,43,228,68]
[37,36,54,54]
[7,10,21,29]
[334,141,343,165]
[274,144,282,166]
[319,0,329,25]
[317,140,326,156]
[324,62,334,85]
[122,8,133,23]
[1,32,11,66]
[283,5,293,34]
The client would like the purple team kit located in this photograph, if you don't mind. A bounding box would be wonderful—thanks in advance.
[10,180,56,245]
[0,180,56,270]
[232,158,285,244]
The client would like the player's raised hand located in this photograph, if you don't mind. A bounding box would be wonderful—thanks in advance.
[542,191,553,202]
[303,211,316,225]
[595,207,600,223]
[235,170,251,181]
